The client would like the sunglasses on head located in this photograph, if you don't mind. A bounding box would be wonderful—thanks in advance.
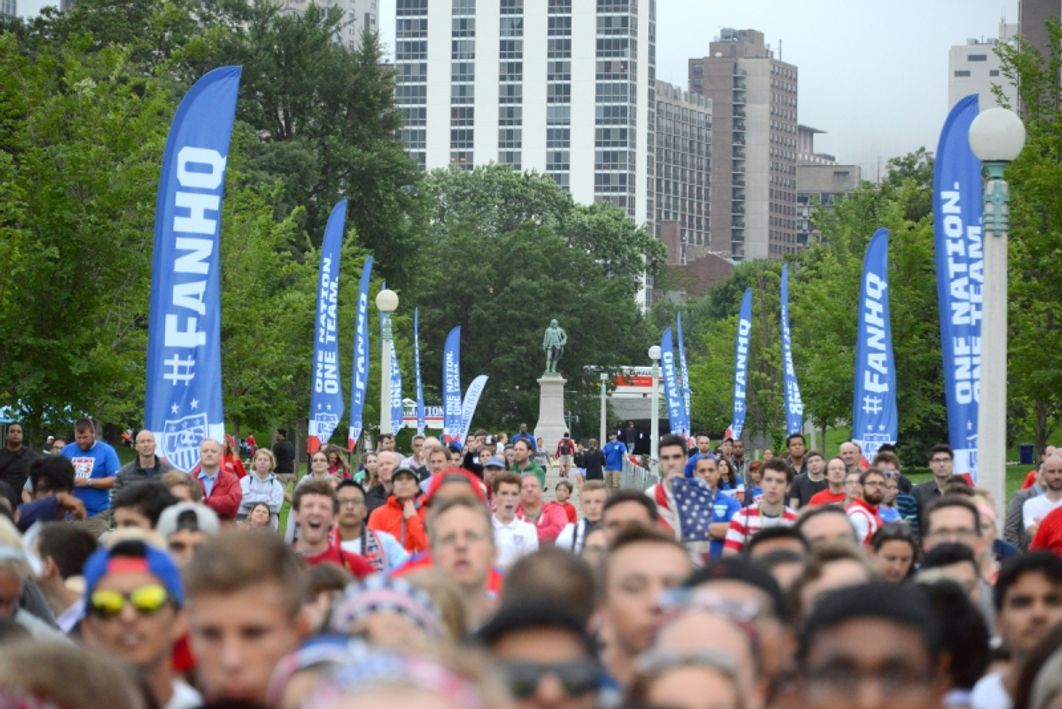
[89,584,169,619]
[499,660,600,699]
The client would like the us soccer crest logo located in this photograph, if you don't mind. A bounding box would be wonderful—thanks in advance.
[162,413,208,472]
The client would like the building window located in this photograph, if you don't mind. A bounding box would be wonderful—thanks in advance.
[452,39,475,59]
[547,105,570,124]
[451,106,474,126]
[547,60,571,81]
[499,128,522,148]
[989,69,1000,76]
[452,0,475,13]
[967,54,988,62]
[500,0,523,13]
[597,0,631,11]
[452,62,475,81]
[597,14,632,36]
[499,83,523,103]
[451,84,475,103]
[500,17,524,36]
[548,16,572,35]
[499,106,522,125]
[452,18,475,36]
[451,151,474,168]
[500,39,523,58]
[396,18,428,37]
[547,128,570,148]
[451,129,474,149]
[547,83,572,103]
[397,0,428,16]
[396,41,427,59]
[548,38,572,58]
[499,151,521,169]
[499,61,523,82]
[547,151,571,171]
[596,38,630,58]
[953,70,971,77]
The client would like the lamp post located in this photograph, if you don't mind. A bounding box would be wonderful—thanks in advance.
[376,288,399,437]
[968,107,1026,518]
[599,372,608,447]
[649,345,661,474]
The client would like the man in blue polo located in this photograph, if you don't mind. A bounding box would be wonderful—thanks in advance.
[693,455,741,559]
[62,418,121,538]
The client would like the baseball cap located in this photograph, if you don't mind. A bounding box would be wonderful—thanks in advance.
[392,466,420,482]
[156,502,220,539]
[484,456,506,469]
[82,539,184,607]
[423,468,487,505]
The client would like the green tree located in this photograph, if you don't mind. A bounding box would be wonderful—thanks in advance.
[997,20,1062,455]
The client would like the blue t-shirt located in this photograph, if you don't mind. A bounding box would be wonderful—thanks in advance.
[708,490,742,558]
[684,451,716,477]
[63,441,121,517]
[602,440,628,470]
[511,432,537,451]
[879,505,901,523]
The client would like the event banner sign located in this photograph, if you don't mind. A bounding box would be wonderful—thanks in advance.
[442,326,462,444]
[414,307,425,435]
[146,66,242,473]
[307,200,346,453]
[660,328,686,437]
[934,94,983,479]
[780,264,804,435]
[346,256,374,451]
[459,374,490,443]
[388,318,403,436]
[730,288,753,441]
[676,313,692,439]
[852,228,898,462]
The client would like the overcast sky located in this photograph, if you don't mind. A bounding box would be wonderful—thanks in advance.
[378,0,1018,177]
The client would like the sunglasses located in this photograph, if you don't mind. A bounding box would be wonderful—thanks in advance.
[499,660,600,699]
[89,584,170,619]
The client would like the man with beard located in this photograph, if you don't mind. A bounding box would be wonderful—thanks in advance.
[292,480,372,577]
[846,468,886,547]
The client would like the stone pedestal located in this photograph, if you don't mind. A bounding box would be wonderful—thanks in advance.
[535,373,567,456]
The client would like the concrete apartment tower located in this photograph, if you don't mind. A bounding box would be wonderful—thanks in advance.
[393,0,656,233]
[948,21,1018,111]
[689,28,798,260]
[282,0,379,49]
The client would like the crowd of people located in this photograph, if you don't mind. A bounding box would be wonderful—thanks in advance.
[0,418,1061,708]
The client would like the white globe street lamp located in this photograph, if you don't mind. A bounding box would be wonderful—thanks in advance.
[968,107,1025,519]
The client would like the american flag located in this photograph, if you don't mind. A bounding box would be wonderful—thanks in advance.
[671,477,714,542]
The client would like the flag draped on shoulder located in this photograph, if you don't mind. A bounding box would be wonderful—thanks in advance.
[933,95,983,480]
[852,228,897,463]
[146,66,242,473]
[307,200,346,453]
[347,256,374,451]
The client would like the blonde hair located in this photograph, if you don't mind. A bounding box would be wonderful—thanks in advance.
[160,470,203,502]
[253,447,278,470]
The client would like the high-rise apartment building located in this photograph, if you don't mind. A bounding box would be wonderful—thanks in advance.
[282,0,378,49]
[689,28,798,260]
[1,0,16,18]
[654,80,710,264]
[796,125,860,247]
[1019,0,1060,62]
[394,0,656,229]
[948,22,1018,111]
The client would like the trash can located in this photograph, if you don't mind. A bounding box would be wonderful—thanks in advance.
[1019,443,1034,465]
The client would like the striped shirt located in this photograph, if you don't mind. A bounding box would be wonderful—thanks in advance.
[723,504,798,553]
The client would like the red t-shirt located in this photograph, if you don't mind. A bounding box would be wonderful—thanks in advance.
[301,544,374,579]
[1031,505,1062,557]
[559,501,578,524]
[807,489,847,507]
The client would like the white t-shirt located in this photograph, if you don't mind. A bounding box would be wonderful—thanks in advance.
[165,680,203,709]
[970,671,1011,709]
[492,515,539,568]
[1023,494,1062,530]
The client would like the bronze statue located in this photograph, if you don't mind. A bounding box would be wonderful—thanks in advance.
[543,319,568,374]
